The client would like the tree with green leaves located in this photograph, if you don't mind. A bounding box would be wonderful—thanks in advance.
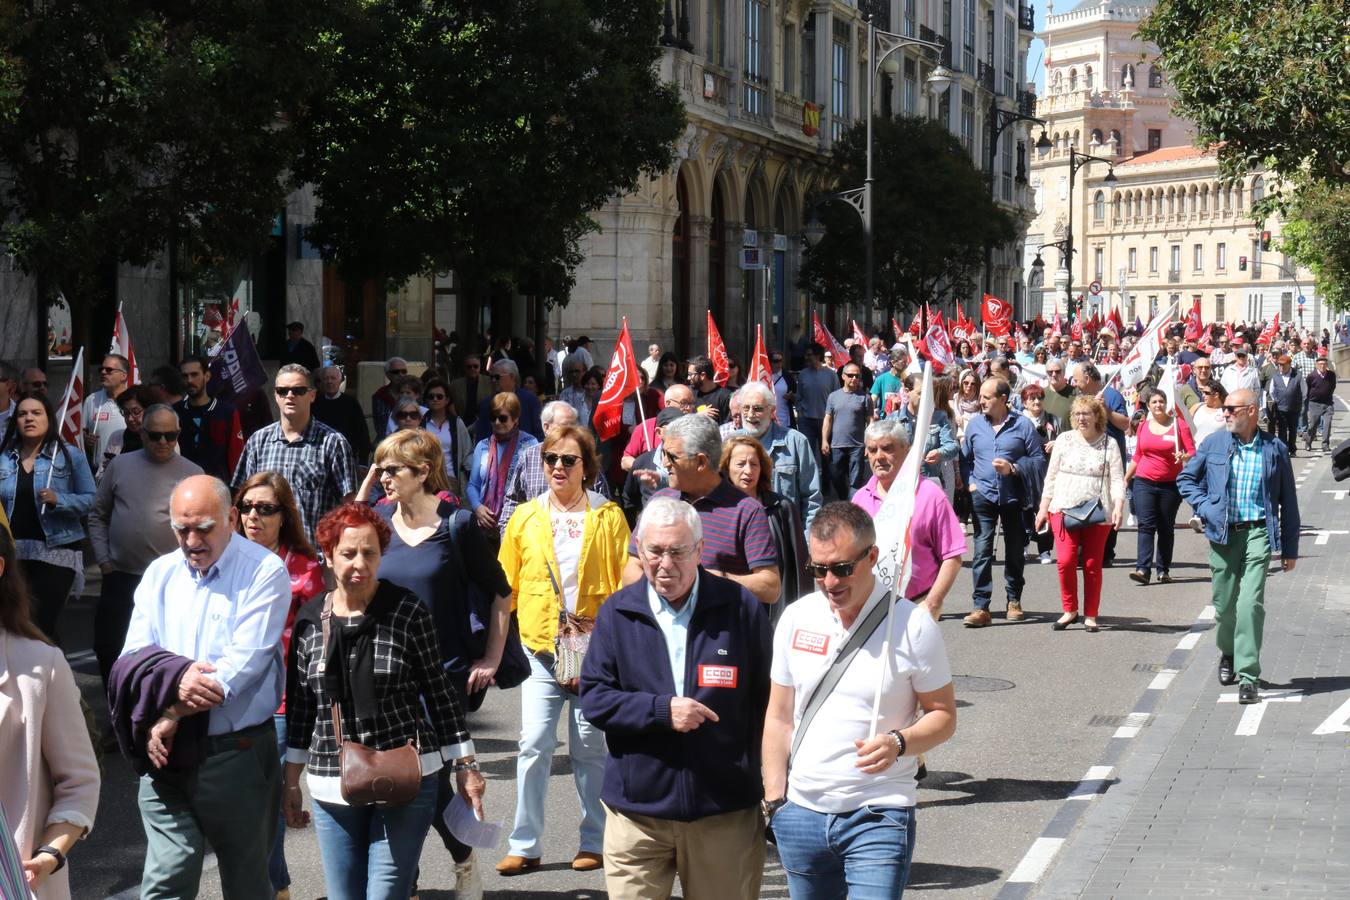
[296,0,685,312]
[0,0,330,356]
[1137,1,1350,185]
[799,115,1017,314]
[1280,178,1350,312]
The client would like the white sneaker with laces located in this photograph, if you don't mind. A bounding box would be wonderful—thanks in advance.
[1188,515,1204,533]
[455,852,484,900]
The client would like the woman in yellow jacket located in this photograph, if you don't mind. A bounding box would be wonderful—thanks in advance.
[495,424,629,876]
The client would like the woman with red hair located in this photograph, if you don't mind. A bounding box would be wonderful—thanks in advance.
[282,502,486,900]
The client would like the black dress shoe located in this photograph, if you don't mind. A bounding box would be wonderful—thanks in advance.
[1238,681,1259,704]
[1052,613,1078,631]
[1218,655,1237,686]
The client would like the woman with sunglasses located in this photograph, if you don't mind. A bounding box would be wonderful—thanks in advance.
[233,471,324,900]
[0,391,96,643]
[1190,381,1229,445]
[372,428,514,900]
[496,424,628,877]
[467,393,538,541]
[421,377,472,495]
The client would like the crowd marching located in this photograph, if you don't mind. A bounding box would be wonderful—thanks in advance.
[0,302,1343,899]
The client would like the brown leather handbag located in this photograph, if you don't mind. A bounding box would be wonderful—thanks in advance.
[321,601,422,807]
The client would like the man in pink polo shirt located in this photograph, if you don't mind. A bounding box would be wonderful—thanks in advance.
[851,419,966,619]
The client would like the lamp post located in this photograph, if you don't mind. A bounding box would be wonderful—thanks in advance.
[984,102,1051,297]
[806,19,953,323]
[1042,146,1117,314]
[1029,237,1071,319]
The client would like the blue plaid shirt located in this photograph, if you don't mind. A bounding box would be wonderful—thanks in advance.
[1227,432,1264,523]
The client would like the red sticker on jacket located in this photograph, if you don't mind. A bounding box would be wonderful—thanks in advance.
[697,665,738,688]
[792,630,830,655]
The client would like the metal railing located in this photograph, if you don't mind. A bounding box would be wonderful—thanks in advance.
[1019,4,1035,31]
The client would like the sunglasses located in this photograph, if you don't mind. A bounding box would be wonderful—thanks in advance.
[387,368,408,376]
[842,371,861,378]
[425,393,447,401]
[395,411,421,420]
[100,366,126,375]
[275,386,312,397]
[27,381,48,389]
[1221,404,1252,415]
[238,501,282,517]
[805,547,873,580]
[543,452,582,469]
[493,414,513,424]
[144,430,180,443]
[376,464,408,478]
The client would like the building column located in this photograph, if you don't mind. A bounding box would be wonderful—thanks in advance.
[688,215,712,352]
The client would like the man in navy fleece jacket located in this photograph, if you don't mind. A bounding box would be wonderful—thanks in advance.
[580,496,771,900]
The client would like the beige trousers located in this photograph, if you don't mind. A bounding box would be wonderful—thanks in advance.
[602,803,765,900]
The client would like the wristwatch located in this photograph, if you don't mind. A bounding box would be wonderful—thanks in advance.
[35,845,66,873]
[453,759,480,773]
[761,797,787,820]
[887,729,907,757]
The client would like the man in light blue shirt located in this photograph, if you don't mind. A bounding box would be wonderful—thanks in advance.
[121,474,291,899]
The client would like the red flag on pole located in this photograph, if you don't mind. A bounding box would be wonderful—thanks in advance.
[1183,298,1204,341]
[981,294,1012,337]
[594,319,642,441]
[747,325,773,388]
[919,322,955,374]
[1224,321,1235,343]
[1052,305,1063,336]
[57,348,86,446]
[706,310,731,385]
[1256,313,1280,347]
[812,311,848,363]
[1197,328,1213,353]
[110,303,140,384]
[891,318,904,343]
[851,320,868,347]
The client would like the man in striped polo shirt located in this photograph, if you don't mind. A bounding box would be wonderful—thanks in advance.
[622,414,780,605]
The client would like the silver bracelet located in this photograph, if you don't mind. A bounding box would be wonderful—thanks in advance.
[452,760,480,773]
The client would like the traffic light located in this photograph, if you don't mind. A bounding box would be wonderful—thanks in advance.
[1239,255,1248,271]
[1261,230,1272,251]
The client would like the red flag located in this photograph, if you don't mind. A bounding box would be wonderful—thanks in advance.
[706,310,731,385]
[1183,298,1204,342]
[57,348,86,445]
[1224,321,1235,343]
[982,294,1012,337]
[812,312,848,362]
[1198,328,1213,353]
[594,319,642,441]
[908,308,922,337]
[851,320,868,347]
[1256,313,1280,347]
[952,304,975,343]
[1052,306,1063,336]
[1070,316,1083,342]
[226,294,241,335]
[890,318,904,343]
[920,322,955,374]
[747,325,773,388]
[109,303,140,384]
[1110,308,1124,338]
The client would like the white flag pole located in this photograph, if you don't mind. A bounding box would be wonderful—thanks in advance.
[626,319,652,453]
[43,348,83,512]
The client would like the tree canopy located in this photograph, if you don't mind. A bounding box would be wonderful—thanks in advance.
[798,115,1018,312]
[0,0,328,344]
[296,0,685,305]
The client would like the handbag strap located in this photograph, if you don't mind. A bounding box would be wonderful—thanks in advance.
[788,592,893,769]
[319,594,346,746]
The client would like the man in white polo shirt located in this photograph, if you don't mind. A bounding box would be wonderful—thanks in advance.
[761,502,956,897]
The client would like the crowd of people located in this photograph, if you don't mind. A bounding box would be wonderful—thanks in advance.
[0,314,1334,898]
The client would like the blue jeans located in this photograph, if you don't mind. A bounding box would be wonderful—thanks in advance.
[508,652,607,857]
[312,772,438,900]
[1133,477,1182,575]
[268,713,289,890]
[773,801,916,900]
[970,492,1026,609]
[827,446,868,501]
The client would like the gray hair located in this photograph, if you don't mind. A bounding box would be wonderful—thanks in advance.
[276,363,312,385]
[392,397,422,417]
[384,357,408,375]
[541,400,577,425]
[491,358,520,381]
[864,417,910,447]
[142,403,178,425]
[737,380,774,406]
[635,496,703,544]
[661,413,722,463]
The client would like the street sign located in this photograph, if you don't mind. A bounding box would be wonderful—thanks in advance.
[739,248,766,270]
[1298,294,1306,306]
[1089,280,1102,295]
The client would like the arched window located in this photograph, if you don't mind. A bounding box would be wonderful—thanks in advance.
[1112,194,1122,221]
[1223,183,1233,213]
[1068,68,1078,92]
[1072,129,1080,150]
[1145,190,1154,218]
[1252,175,1265,203]
[1093,190,1106,221]
[1052,71,1063,94]
[1085,65,1094,90]
[1234,183,1244,211]
[1178,189,1186,217]
[1148,66,1163,88]
[1167,188,1175,217]
[1199,185,1208,213]
[1090,128,1104,148]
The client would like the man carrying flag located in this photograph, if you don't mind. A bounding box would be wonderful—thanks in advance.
[110,303,141,385]
[83,352,131,465]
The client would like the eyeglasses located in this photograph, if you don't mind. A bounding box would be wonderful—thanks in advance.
[99,366,126,375]
[740,405,768,415]
[805,547,873,580]
[1221,404,1253,415]
[395,411,421,420]
[493,414,513,424]
[642,544,695,563]
[144,430,180,443]
[662,449,694,467]
[543,452,582,469]
[425,393,446,401]
[238,501,282,517]
[376,464,408,478]
[842,371,861,378]
[275,386,312,397]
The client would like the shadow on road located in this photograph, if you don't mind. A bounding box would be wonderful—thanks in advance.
[1264,675,1350,696]
[917,770,1080,809]
[906,861,1003,891]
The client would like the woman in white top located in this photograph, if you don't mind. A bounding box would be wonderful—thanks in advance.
[1035,395,1126,633]
[1188,380,1229,445]
[420,378,472,495]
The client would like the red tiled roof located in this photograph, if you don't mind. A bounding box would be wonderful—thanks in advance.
[1119,145,1216,167]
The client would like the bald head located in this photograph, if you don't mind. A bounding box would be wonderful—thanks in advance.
[170,475,237,572]
[664,384,696,414]
[1224,389,1259,439]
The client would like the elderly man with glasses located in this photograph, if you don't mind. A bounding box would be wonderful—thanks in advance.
[473,358,545,441]
[230,365,357,544]
[737,381,822,534]
[371,356,409,440]
[1179,389,1299,704]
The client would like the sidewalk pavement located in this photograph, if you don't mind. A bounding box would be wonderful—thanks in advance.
[1005,387,1350,898]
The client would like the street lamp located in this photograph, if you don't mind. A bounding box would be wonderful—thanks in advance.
[1040,146,1117,312]
[984,99,1051,295]
[807,18,950,322]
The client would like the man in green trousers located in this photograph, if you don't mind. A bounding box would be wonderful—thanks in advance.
[1178,389,1300,704]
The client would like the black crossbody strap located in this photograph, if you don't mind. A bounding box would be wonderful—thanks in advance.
[788,592,893,768]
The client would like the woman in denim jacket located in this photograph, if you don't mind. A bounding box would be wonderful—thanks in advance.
[0,391,96,643]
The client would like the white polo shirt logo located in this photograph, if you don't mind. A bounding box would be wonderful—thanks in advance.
[791,629,830,655]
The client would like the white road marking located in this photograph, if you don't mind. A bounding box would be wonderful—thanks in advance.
[1175,631,1202,650]
[1147,670,1179,690]
[1007,837,1065,883]
[1217,691,1303,736]
[1312,697,1350,736]
[1199,605,1216,621]
[1324,490,1347,501]
[1067,766,1115,800]
[1113,712,1150,739]
[1301,529,1349,546]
